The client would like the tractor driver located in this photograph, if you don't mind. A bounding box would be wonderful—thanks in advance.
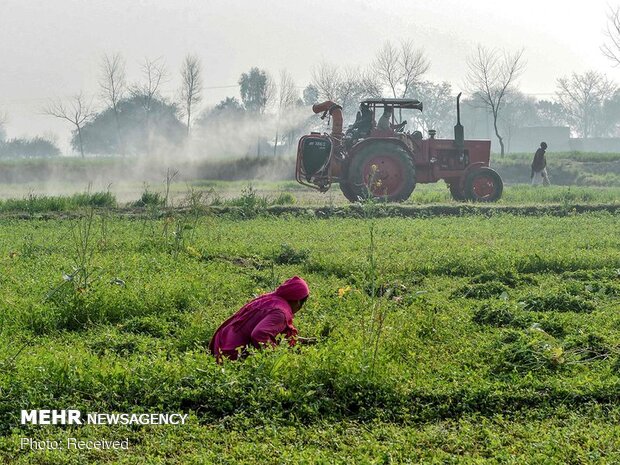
[347,103,374,137]
[377,107,393,130]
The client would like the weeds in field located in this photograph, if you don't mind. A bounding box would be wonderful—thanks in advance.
[358,167,393,375]
[272,192,296,205]
[134,184,164,208]
[42,208,105,329]
[492,328,566,373]
[228,185,269,218]
[275,243,309,265]
[452,281,509,299]
[20,233,37,258]
[69,208,100,291]
[164,168,179,208]
[520,292,596,313]
[473,303,520,327]
[2,208,620,454]
[0,189,116,213]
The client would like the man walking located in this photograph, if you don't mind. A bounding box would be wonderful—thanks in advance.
[531,142,549,186]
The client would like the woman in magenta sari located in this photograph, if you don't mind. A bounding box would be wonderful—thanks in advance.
[209,276,311,361]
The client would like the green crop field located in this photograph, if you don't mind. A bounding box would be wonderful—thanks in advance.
[0,188,619,463]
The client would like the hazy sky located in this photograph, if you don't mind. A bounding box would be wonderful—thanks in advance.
[1,0,619,150]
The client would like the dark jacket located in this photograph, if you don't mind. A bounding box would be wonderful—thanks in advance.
[531,148,546,172]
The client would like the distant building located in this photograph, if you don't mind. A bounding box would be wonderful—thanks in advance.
[509,127,571,153]
[568,138,620,153]
[507,126,620,153]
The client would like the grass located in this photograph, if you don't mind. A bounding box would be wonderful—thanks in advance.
[0,209,620,462]
[0,191,116,213]
[0,183,619,215]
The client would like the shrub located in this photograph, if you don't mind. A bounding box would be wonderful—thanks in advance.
[471,270,537,287]
[226,185,270,217]
[492,328,565,373]
[564,333,613,362]
[521,293,596,313]
[272,192,296,205]
[473,303,520,327]
[133,188,164,207]
[275,243,310,265]
[452,281,509,299]
[0,136,60,158]
[72,191,117,208]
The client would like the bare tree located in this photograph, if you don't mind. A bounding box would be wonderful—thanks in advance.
[358,70,383,100]
[43,94,94,158]
[132,57,167,112]
[373,41,401,98]
[273,70,298,156]
[556,71,617,138]
[373,40,429,121]
[100,53,126,155]
[311,63,382,121]
[337,67,364,112]
[179,54,203,137]
[373,40,430,99]
[602,6,620,66]
[311,62,342,102]
[131,57,167,155]
[400,41,429,97]
[465,45,525,156]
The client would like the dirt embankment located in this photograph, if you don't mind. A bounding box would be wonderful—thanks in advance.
[2,203,619,221]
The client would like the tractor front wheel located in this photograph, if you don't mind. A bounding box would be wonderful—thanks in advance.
[464,168,503,202]
[346,144,416,202]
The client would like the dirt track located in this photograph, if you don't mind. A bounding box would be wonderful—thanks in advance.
[1,203,619,220]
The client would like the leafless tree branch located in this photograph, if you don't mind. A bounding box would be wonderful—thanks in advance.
[465,45,525,156]
[311,62,342,102]
[100,52,126,155]
[43,93,95,158]
[556,71,617,137]
[179,54,203,136]
[602,6,620,66]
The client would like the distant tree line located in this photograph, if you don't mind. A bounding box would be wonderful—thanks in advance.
[0,112,61,158]
[0,137,60,159]
[5,7,620,159]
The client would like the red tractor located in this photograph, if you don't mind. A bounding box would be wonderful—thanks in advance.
[295,94,503,202]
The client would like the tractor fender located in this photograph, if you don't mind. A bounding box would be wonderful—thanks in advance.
[348,137,414,162]
[460,161,489,183]
[464,161,487,174]
[452,162,487,189]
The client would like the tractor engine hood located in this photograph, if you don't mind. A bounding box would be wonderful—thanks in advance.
[312,101,343,139]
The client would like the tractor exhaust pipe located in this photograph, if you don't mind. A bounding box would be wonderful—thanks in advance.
[313,101,343,140]
[454,92,464,152]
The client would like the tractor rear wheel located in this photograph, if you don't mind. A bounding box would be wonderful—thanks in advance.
[346,143,416,202]
[449,182,467,201]
[464,167,503,202]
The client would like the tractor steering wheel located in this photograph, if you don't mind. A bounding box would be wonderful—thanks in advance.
[393,121,407,133]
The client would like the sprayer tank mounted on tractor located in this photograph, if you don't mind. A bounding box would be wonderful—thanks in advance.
[295,94,503,202]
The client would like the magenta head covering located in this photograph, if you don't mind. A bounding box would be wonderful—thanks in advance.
[274,276,309,301]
